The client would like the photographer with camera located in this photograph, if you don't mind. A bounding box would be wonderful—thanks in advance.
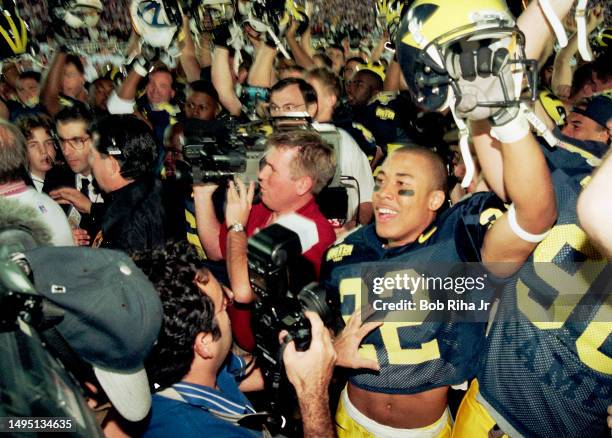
[194,130,337,351]
[133,242,336,438]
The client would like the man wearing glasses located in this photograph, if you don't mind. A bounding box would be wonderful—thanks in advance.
[47,104,105,246]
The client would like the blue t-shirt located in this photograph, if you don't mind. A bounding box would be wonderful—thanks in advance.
[143,354,261,437]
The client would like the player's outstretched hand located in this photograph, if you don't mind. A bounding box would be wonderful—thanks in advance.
[334,308,382,370]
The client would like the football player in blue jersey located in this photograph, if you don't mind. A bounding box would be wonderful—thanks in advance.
[422,1,612,436]
[452,102,611,437]
[452,122,610,438]
[323,2,560,436]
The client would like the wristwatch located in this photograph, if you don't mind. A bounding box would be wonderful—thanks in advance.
[229,222,245,233]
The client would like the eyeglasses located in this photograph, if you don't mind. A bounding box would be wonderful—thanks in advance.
[269,103,306,113]
[59,135,90,151]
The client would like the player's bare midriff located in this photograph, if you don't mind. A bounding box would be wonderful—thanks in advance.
[347,382,449,428]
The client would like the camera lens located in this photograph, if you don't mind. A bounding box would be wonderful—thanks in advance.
[297,283,332,326]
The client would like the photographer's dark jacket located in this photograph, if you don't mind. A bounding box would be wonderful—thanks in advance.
[92,176,166,254]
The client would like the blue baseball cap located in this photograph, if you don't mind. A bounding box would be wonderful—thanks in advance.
[573,94,612,128]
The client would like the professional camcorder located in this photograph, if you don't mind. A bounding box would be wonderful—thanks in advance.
[181,115,350,223]
[181,119,249,184]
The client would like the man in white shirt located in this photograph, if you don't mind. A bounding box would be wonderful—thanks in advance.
[0,120,74,246]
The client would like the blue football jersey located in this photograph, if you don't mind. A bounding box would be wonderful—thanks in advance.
[353,92,413,153]
[477,146,612,437]
[322,192,506,393]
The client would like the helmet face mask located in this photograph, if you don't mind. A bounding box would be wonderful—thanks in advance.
[55,0,103,29]
[248,0,289,35]
[183,0,235,34]
[397,0,538,113]
[129,0,181,49]
[431,23,537,112]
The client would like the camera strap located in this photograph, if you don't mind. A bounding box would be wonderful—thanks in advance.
[39,326,100,397]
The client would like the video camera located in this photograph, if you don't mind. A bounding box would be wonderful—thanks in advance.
[271,114,349,222]
[181,118,250,185]
[247,219,337,390]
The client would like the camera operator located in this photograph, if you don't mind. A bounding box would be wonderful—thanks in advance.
[194,130,336,351]
[269,77,375,227]
[133,242,336,438]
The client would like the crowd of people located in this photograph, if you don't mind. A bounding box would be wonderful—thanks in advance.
[1,0,611,437]
[19,0,132,43]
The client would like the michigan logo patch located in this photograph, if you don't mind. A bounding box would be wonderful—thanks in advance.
[375,107,396,121]
[326,244,354,262]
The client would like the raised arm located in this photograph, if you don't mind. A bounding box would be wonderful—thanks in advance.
[247,43,277,88]
[577,151,612,257]
[446,30,557,275]
[211,46,243,116]
[193,184,223,261]
[516,0,574,61]
[370,33,387,63]
[286,20,316,70]
[383,59,402,92]
[40,50,67,116]
[479,121,557,276]
[224,178,256,304]
[179,16,202,83]
[198,34,214,68]
[551,6,604,99]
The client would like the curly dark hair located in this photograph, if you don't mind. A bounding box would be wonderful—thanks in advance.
[133,242,221,389]
[15,113,55,140]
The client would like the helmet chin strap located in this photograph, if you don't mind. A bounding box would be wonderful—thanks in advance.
[521,103,558,147]
[264,25,290,59]
[575,0,593,61]
[539,0,592,61]
[448,91,475,189]
[229,20,244,75]
[537,0,568,48]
